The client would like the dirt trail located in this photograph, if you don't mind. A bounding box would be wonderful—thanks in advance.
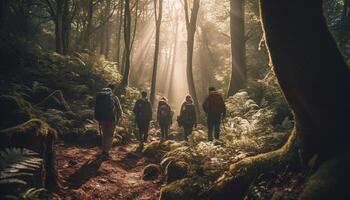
[56,140,163,200]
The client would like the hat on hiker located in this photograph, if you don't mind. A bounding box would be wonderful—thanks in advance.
[185,95,192,102]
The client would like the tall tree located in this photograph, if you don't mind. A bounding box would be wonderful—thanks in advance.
[208,0,350,199]
[150,0,163,106]
[183,0,200,113]
[116,0,124,70]
[120,0,132,87]
[227,0,246,97]
[43,0,72,54]
[100,0,112,59]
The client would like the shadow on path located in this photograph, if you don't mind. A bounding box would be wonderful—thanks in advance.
[67,155,104,189]
[116,151,143,170]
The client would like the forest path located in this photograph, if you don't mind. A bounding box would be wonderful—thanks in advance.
[56,140,163,200]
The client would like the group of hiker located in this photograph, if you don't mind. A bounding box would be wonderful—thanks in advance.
[94,85,226,158]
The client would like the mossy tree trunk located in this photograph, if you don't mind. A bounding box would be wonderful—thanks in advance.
[206,0,350,199]
[260,0,350,163]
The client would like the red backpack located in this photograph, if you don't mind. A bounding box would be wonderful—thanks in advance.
[207,93,225,115]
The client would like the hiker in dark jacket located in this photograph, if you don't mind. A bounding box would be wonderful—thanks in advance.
[179,95,197,141]
[95,86,123,158]
[133,91,152,147]
[202,87,226,141]
[157,97,172,140]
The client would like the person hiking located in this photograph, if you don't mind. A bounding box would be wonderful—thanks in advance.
[133,91,152,148]
[157,97,172,140]
[202,87,226,141]
[94,86,123,159]
[179,95,197,142]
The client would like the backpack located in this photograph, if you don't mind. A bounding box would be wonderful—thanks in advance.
[181,104,195,125]
[158,104,170,123]
[207,93,225,115]
[136,99,151,121]
[94,88,116,122]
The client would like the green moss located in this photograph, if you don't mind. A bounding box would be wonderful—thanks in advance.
[159,178,194,200]
[142,141,161,157]
[0,119,60,191]
[165,161,188,184]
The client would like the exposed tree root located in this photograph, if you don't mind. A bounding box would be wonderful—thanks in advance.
[0,119,61,192]
[205,128,297,199]
[299,154,350,200]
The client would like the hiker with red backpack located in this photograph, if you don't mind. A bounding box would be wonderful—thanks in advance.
[94,86,123,158]
[157,97,172,140]
[133,91,152,148]
[179,95,197,142]
[202,87,226,141]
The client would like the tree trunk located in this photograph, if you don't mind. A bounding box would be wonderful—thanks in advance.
[82,0,94,50]
[120,0,132,88]
[184,0,200,114]
[116,0,124,70]
[103,0,111,59]
[150,0,163,106]
[55,1,64,54]
[206,0,350,199]
[62,0,70,55]
[260,0,350,163]
[227,0,246,97]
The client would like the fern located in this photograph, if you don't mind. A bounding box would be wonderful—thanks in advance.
[0,148,46,200]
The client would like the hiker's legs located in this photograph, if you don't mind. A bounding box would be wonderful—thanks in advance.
[214,117,221,140]
[207,117,215,141]
[183,126,189,141]
[183,125,192,141]
[165,125,169,139]
[101,121,116,153]
[144,121,150,142]
[138,120,150,142]
[160,125,165,138]
[137,120,144,143]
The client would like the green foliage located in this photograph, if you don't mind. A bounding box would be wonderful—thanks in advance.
[0,148,46,200]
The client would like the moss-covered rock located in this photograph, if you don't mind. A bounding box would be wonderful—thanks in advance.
[142,164,161,180]
[159,178,194,200]
[142,141,161,157]
[165,161,188,184]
